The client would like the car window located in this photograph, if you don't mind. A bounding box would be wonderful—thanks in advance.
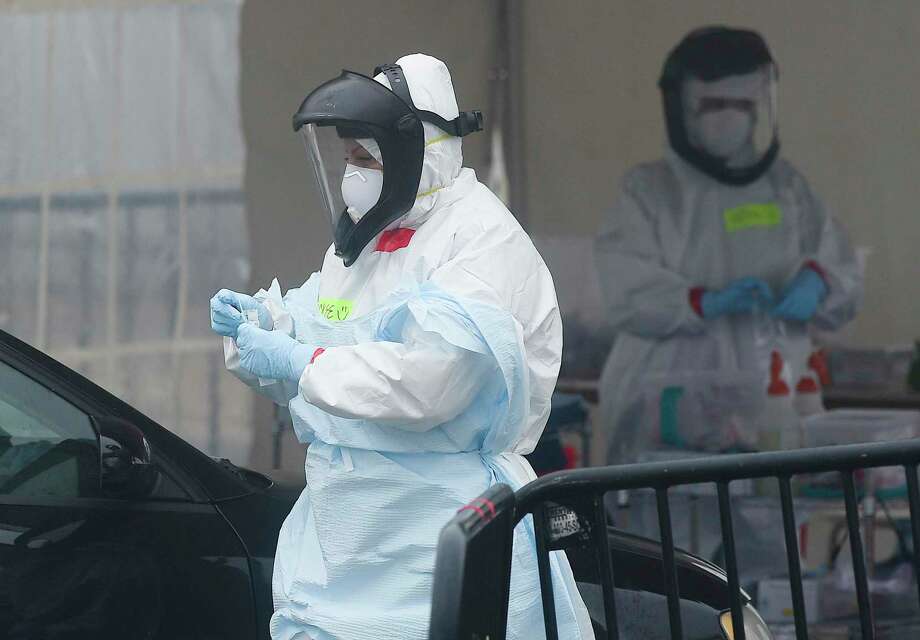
[0,360,99,498]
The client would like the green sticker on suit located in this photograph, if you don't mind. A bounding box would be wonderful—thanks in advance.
[723,203,783,233]
[318,298,354,322]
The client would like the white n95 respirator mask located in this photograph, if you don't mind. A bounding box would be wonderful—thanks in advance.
[341,164,384,224]
[694,108,754,160]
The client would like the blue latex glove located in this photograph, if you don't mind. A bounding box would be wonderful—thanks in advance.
[771,268,828,322]
[210,295,243,338]
[235,324,315,382]
[209,289,272,338]
[701,277,774,319]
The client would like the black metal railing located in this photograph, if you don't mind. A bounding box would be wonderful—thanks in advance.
[429,438,920,640]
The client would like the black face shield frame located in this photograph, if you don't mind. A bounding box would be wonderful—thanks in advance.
[293,63,482,266]
[659,27,780,186]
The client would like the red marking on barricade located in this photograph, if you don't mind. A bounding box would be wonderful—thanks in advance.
[471,497,496,518]
[459,504,486,519]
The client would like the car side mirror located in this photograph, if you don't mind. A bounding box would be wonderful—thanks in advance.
[92,416,158,499]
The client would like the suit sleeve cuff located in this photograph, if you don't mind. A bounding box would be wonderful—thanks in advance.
[689,287,707,318]
[803,260,829,287]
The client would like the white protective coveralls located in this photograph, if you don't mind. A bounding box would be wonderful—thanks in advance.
[224,54,594,640]
[595,151,863,463]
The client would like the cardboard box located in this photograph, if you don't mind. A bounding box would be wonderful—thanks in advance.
[757,578,821,624]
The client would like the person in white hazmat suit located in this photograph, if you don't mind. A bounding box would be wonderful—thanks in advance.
[209,54,594,640]
[595,27,863,464]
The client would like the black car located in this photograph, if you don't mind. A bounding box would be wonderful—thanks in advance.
[0,327,747,639]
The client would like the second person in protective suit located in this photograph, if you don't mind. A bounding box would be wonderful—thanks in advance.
[210,54,594,639]
[595,27,863,464]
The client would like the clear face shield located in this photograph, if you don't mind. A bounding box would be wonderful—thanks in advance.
[301,123,384,234]
[681,65,777,169]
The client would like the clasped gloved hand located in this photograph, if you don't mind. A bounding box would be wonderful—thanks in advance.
[771,268,828,322]
[235,324,316,382]
[209,289,272,338]
[701,277,774,319]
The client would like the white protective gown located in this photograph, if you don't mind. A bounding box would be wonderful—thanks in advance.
[224,54,594,640]
[595,151,863,463]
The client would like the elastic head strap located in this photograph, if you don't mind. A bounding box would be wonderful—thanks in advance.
[373,62,483,138]
[375,63,414,106]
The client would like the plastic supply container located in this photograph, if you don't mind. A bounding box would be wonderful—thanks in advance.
[802,410,920,448]
[757,577,821,624]
[801,409,920,497]
[793,374,825,418]
[641,371,764,454]
[808,350,832,387]
[758,351,801,453]
[759,391,794,452]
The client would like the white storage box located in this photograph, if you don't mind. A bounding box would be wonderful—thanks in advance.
[801,410,920,496]
[802,410,920,448]
[757,578,821,623]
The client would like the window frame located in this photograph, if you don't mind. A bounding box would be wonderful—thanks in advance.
[0,330,206,506]
[0,356,102,499]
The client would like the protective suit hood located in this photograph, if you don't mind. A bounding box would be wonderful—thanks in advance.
[374,54,465,229]
[293,53,482,266]
[659,26,780,186]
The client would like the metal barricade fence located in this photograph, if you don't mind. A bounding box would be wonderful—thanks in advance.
[429,439,920,640]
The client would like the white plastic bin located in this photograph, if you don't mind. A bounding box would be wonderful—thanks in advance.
[801,409,920,495]
[802,410,920,448]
